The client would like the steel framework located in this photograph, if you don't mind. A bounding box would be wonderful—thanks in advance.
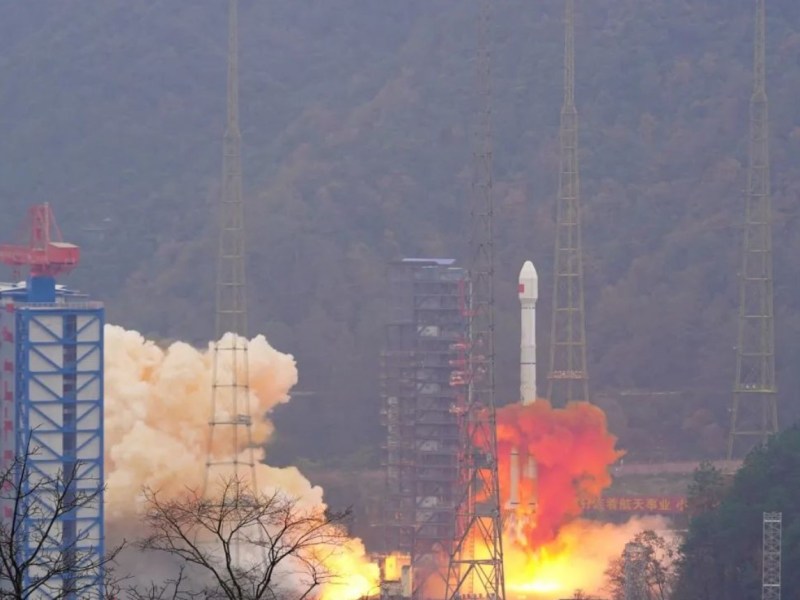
[382,259,465,597]
[622,542,647,600]
[546,0,589,407]
[1,297,105,599]
[728,0,777,459]
[204,0,258,496]
[444,0,506,598]
[762,512,781,600]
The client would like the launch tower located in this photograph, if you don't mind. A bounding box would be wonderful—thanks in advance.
[546,0,589,407]
[445,0,506,598]
[727,0,777,459]
[381,258,466,597]
[0,204,105,598]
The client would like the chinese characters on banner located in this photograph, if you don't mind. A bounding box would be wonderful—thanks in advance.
[579,496,688,514]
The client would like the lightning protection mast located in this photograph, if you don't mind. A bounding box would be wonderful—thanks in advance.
[444,1,506,598]
[727,0,777,460]
[205,0,258,499]
[546,0,589,407]
[762,512,781,600]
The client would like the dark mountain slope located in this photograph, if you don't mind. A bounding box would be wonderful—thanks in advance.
[0,1,798,461]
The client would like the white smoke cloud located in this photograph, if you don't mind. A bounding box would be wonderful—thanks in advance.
[103,325,377,599]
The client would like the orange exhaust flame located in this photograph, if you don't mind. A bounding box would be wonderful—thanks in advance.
[495,401,636,598]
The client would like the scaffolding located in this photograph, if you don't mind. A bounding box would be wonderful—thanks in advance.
[382,259,467,598]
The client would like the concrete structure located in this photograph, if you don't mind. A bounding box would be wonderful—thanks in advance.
[0,205,104,598]
[382,258,466,597]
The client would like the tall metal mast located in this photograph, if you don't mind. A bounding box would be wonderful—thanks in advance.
[622,542,647,600]
[205,0,258,495]
[727,0,777,459]
[546,0,589,407]
[762,512,782,600]
[444,1,506,598]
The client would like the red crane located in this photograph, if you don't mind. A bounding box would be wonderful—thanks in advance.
[0,204,79,278]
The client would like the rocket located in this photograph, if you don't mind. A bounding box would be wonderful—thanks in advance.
[519,260,538,405]
[508,261,539,510]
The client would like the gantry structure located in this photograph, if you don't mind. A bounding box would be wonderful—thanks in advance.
[444,1,506,598]
[727,0,777,459]
[382,259,465,597]
[546,0,589,407]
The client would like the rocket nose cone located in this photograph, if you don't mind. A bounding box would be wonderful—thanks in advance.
[518,260,538,300]
[520,260,537,279]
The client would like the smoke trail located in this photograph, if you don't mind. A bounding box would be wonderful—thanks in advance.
[103,325,377,599]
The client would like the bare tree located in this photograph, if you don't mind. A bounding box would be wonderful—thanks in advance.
[138,478,353,600]
[0,440,122,599]
[124,565,208,600]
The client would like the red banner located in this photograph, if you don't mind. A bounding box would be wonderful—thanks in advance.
[579,496,687,513]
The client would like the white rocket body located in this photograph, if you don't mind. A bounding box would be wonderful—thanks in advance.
[509,261,539,512]
[519,260,538,405]
[508,448,520,508]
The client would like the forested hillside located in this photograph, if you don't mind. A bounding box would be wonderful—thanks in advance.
[0,1,799,463]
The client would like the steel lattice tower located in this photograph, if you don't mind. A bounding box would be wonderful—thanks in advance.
[762,512,781,600]
[204,0,258,496]
[622,542,647,600]
[546,0,589,407]
[444,1,506,598]
[727,0,777,460]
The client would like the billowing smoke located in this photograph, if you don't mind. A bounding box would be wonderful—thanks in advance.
[103,325,377,599]
[495,401,674,599]
[497,400,623,548]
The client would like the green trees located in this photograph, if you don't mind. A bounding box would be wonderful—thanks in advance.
[673,425,800,600]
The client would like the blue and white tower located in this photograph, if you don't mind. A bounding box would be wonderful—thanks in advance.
[0,204,104,599]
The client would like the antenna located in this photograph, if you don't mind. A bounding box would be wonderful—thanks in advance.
[444,1,506,598]
[727,0,777,459]
[546,0,590,407]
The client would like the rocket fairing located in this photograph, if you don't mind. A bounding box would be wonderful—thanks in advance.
[519,260,538,405]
